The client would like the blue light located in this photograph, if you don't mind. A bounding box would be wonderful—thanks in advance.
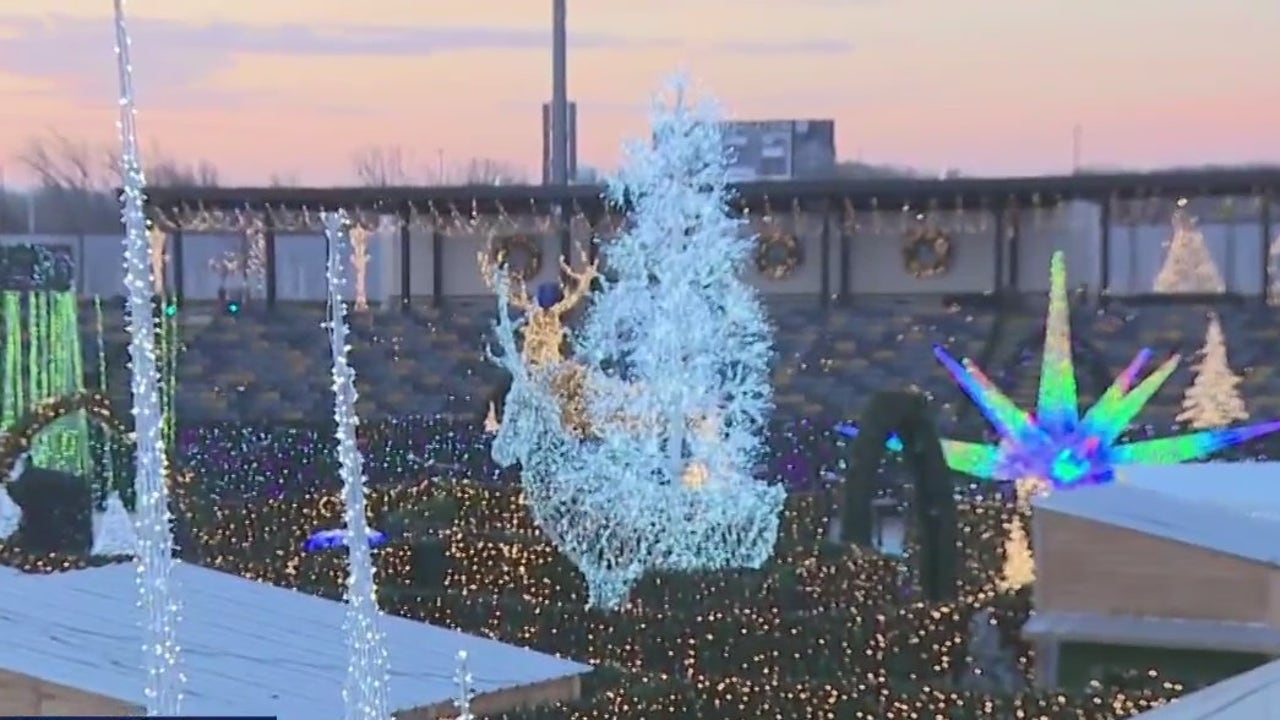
[834,422,904,452]
[304,528,388,552]
[1050,448,1088,484]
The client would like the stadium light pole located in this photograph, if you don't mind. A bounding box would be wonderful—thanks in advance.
[550,0,568,185]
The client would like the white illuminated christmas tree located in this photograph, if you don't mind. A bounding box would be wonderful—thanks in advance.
[1152,209,1226,294]
[490,72,785,609]
[91,492,137,557]
[1177,314,1249,430]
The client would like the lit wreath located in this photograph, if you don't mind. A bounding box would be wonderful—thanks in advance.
[488,235,543,282]
[754,233,803,280]
[902,228,953,279]
[0,392,197,515]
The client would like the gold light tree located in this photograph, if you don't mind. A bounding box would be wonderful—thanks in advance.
[350,225,371,311]
[996,478,1044,592]
[1177,313,1249,430]
[243,218,268,298]
[147,226,167,295]
[479,247,597,436]
[1152,205,1226,294]
[1268,232,1280,306]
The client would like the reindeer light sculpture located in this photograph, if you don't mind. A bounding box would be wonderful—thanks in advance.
[480,247,597,436]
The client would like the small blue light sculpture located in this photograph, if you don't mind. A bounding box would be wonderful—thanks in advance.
[305,528,389,552]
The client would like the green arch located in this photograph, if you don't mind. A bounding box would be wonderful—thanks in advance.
[842,389,958,602]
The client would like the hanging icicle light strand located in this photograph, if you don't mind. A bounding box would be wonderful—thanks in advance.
[112,0,184,714]
[453,650,475,720]
[322,211,392,720]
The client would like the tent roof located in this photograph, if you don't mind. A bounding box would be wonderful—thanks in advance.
[0,561,590,720]
[1133,657,1280,719]
[1032,463,1280,566]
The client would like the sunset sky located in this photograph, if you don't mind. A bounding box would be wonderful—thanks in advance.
[0,0,1276,186]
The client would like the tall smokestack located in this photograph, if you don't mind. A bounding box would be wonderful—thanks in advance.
[550,0,568,185]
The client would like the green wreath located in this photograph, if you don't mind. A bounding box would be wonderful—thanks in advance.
[754,233,803,280]
[489,235,543,282]
[0,392,197,516]
[902,228,953,279]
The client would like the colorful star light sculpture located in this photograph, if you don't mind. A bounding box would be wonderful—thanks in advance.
[838,251,1280,489]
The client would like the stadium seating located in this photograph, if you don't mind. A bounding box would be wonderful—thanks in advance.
[60,296,1280,432]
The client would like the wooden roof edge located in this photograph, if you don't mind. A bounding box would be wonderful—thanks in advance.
[140,167,1280,213]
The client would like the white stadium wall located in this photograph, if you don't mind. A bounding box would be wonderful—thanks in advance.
[0,202,1270,301]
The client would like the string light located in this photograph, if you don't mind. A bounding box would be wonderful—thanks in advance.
[147,227,167,295]
[453,650,474,720]
[111,0,183,712]
[94,295,118,501]
[0,475,1187,718]
[4,291,90,474]
[349,225,371,312]
[2,292,21,430]
[244,220,268,298]
[321,211,392,720]
[0,392,1195,718]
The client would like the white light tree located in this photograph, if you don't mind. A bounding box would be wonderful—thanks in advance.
[1177,313,1249,430]
[489,72,785,609]
[1153,209,1226,294]
[92,492,138,557]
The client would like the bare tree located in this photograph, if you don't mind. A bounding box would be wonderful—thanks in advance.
[146,157,220,188]
[457,157,527,185]
[18,130,108,193]
[352,145,412,186]
[17,129,224,241]
[101,145,221,188]
[268,171,299,187]
[16,130,117,236]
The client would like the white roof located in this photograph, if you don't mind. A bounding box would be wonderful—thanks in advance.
[1032,463,1280,566]
[0,562,590,720]
[1119,462,1280,521]
[1133,657,1280,719]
